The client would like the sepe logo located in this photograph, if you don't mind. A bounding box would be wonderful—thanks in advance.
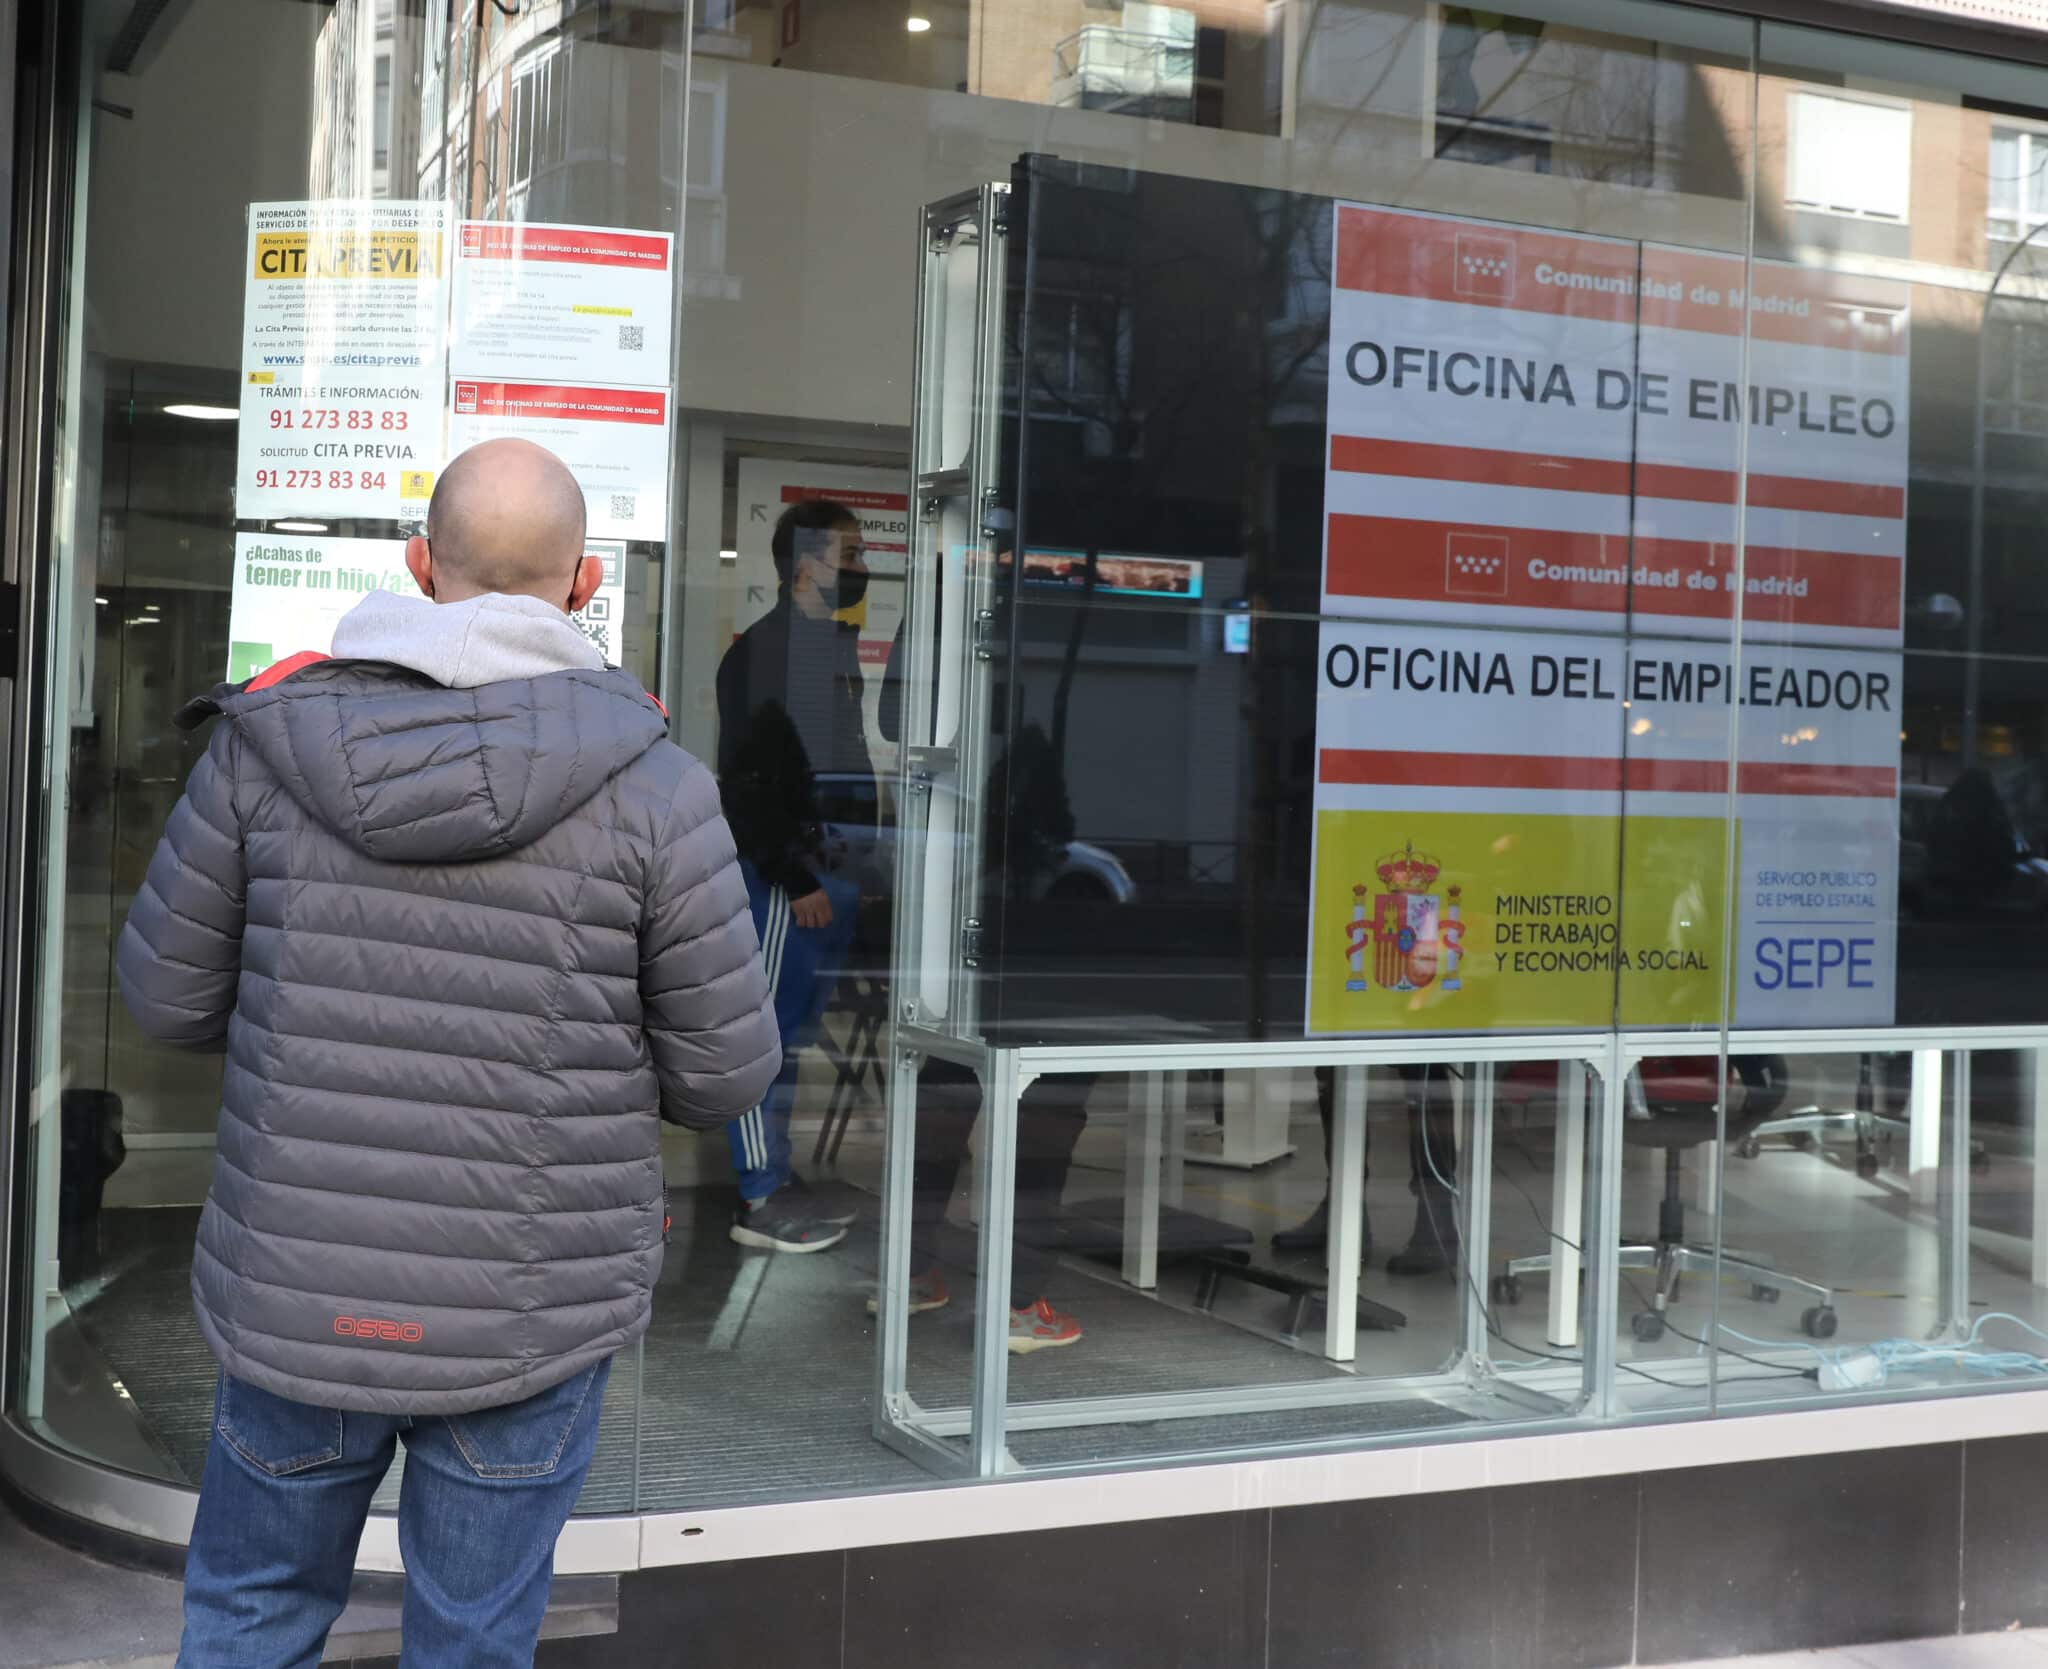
[1446,532,1510,598]
[453,382,480,415]
[1340,844,1467,997]
[334,1315,425,1345]
[1453,233,1517,303]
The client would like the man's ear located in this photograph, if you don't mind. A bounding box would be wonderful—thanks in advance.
[567,553,604,614]
[404,535,435,600]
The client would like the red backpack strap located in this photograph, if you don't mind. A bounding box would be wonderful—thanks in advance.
[246,651,332,693]
[174,651,336,732]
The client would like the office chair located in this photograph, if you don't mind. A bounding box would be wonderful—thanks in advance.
[1494,1056,1839,1343]
[1736,1051,1984,1180]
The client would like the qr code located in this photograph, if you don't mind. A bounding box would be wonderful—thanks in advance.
[618,324,645,353]
[572,614,613,660]
[609,493,637,523]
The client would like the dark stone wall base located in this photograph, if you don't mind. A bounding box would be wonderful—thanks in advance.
[362,1435,2048,1669]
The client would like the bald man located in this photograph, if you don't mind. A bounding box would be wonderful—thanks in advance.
[118,439,779,1668]
[405,436,602,608]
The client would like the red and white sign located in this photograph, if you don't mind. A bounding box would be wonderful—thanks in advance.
[447,382,670,541]
[1316,625,1902,813]
[1323,204,1911,648]
[458,223,671,271]
[450,220,673,387]
[441,218,675,544]
[1311,201,1906,1035]
[1314,620,1902,1029]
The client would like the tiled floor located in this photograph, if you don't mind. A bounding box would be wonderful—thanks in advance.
[1662,1632,2048,1666]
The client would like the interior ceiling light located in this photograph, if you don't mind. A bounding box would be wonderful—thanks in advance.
[906,15,932,31]
[163,403,238,421]
[274,520,330,534]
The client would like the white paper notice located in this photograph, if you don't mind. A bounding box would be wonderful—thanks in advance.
[443,221,676,544]
[237,201,449,522]
[450,222,674,385]
[573,538,629,667]
[226,532,631,682]
[447,381,670,542]
[227,533,413,682]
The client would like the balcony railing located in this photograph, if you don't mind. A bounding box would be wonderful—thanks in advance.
[1051,24,1197,116]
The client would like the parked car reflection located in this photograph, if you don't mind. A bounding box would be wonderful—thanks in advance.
[1899,774,2048,919]
[814,771,1138,904]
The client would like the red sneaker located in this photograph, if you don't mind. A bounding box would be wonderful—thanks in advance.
[1008,1298,1083,1354]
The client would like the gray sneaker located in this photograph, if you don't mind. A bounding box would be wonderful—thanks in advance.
[787,1173,862,1227]
[730,1197,849,1253]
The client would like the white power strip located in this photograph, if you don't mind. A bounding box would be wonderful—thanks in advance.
[1819,1351,1886,1390]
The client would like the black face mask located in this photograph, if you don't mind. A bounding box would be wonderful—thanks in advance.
[810,561,869,612]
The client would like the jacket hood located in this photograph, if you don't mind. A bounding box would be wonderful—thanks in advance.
[330,589,606,689]
[187,597,668,864]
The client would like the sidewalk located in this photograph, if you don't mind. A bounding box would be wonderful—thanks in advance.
[1663,1634,2048,1667]
[0,1497,182,1668]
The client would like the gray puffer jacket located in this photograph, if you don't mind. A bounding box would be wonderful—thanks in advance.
[116,591,780,1415]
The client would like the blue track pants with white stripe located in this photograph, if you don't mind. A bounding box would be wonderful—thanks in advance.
[727,859,860,1202]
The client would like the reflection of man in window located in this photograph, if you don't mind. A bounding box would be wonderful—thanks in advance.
[875,535,1088,1354]
[714,499,875,1251]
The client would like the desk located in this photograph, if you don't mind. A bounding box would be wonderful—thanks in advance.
[1910,1048,1944,1202]
[1122,1061,1592,1360]
[1326,1061,1591,1359]
[1119,1073,1196,1290]
[1548,1063,1591,1349]
[2034,1050,2048,1293]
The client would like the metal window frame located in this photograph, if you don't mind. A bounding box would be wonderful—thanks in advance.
[871,1020,2046,1478]
[873,183,1013,1481]
[0,0,67,1443]
[879,1030,1614,1469]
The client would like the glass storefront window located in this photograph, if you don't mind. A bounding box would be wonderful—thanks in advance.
[17,0,2048,1536]
[13,0,682,1506]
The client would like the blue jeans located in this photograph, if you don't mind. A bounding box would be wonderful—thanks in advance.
[728,861,859,1201]
[178,1359,611,1669]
